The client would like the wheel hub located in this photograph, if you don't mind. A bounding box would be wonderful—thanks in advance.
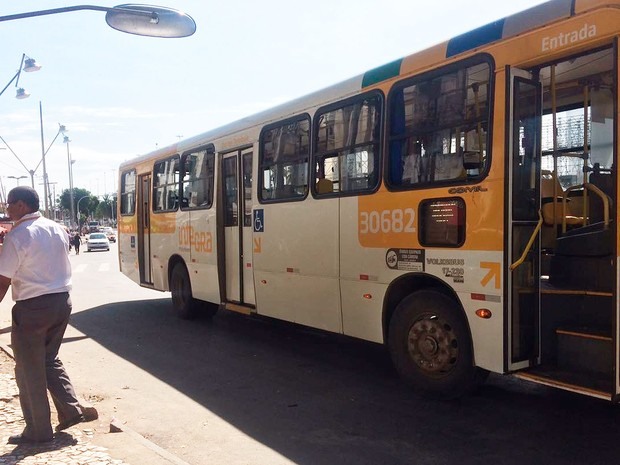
[408,315,458,374]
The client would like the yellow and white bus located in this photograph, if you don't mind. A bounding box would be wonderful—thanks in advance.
[119,0,620,401]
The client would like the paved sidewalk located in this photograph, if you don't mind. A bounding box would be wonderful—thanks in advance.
[0,345,191,465]
[0,347,129,465]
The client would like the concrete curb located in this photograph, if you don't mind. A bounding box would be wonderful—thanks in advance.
[0,340,191,465]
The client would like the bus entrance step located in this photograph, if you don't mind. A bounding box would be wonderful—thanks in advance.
[556,327,613,376]
[224,302,254,315]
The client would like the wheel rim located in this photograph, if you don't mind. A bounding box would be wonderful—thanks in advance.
[407,314,459,377]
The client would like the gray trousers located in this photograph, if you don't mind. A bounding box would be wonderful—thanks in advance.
[11,292,82,441]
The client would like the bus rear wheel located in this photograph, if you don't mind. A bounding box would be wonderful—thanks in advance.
[388,290,479,399]
[170,263,202,319]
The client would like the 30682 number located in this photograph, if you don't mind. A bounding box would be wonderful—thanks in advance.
[359,208,416,235]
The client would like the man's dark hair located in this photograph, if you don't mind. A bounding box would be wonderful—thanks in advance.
[8,186,40,212]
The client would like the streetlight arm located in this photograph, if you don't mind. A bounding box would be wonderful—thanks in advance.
[33,128,64,173]
[76,195,90,219]
[0,5,150,22]
[0,54,26,98]
[0,71,19,98]
[0,135,33,174]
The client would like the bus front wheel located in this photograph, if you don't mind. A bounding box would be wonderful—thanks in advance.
[388,290,480,399]
[170,263,201,319]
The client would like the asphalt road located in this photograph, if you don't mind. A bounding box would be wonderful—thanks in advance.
[2,241,620,465]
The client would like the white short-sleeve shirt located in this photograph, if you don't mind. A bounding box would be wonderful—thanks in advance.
[0,212,72,301]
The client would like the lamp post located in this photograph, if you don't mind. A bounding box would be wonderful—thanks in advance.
[64,135,75,227]
[35,115,68,218]
[39,101,51,217]
[7,175,27,186]
[0,136,37,188]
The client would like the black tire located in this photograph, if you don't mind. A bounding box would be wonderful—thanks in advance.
[388,290,479,399]
[202,301,219,318]
[170,263,201,319]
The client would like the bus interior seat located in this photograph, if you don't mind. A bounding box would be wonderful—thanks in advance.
[588,167,614,224]
[433,152,466,181]
[316,177,334,194]
[540,170,584,227]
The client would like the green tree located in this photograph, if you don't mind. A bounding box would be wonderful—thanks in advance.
[58,188,96,226]
[95,194,115,221]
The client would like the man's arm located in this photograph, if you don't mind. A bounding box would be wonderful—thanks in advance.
[0,274,10,303]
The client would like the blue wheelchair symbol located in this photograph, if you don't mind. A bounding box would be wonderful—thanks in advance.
[254,209,264,232]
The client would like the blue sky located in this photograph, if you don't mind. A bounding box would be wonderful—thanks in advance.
[0,0,548,201]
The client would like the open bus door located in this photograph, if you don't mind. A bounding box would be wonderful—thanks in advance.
[509,45,618,400]
[137,173,153,285]
[507,67,542,372]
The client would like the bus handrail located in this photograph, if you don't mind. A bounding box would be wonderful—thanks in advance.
[510,210,544,271]
[562,182,609,233]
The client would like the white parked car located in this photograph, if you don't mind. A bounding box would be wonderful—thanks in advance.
[86,232,110,252]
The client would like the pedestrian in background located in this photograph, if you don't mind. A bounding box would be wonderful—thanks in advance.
[0,186,97,445]
[64,227,72,253]
[73,232,82,255]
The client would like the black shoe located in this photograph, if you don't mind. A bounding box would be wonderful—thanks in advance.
[55,414,85,432]
[7,433,53,445]
[81,405,99,422]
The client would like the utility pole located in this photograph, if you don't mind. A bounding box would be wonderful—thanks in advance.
[39,101,50,217]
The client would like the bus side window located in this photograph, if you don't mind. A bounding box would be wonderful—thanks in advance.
[181,148,215,209]
[313,92,382,196]
[260,116,310,202]
[387,58,491,188]
[153,156,180,212]
[120,170,136,216]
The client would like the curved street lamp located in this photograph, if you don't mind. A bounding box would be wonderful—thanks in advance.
[0,4,196,38]
[1,4,195,218]
[76,195,91,229]
[64,135,76,227]
[7,175,27,186]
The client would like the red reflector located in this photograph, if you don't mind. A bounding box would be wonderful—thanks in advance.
[471,293,486,301]
[363,293,372,299]
[476,309,493,319]
[246,263,252,268]
[287,268,294,273]
[360,275,369,281]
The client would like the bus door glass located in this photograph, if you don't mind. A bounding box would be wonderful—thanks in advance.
[222,149,255,304]
[137,174,153,284]
[615,41,619,397]
[507,67,542,370]
[222,153,240,302]
[241,150,255,305]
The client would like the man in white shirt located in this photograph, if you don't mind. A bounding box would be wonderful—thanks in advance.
[0,186,96,444]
